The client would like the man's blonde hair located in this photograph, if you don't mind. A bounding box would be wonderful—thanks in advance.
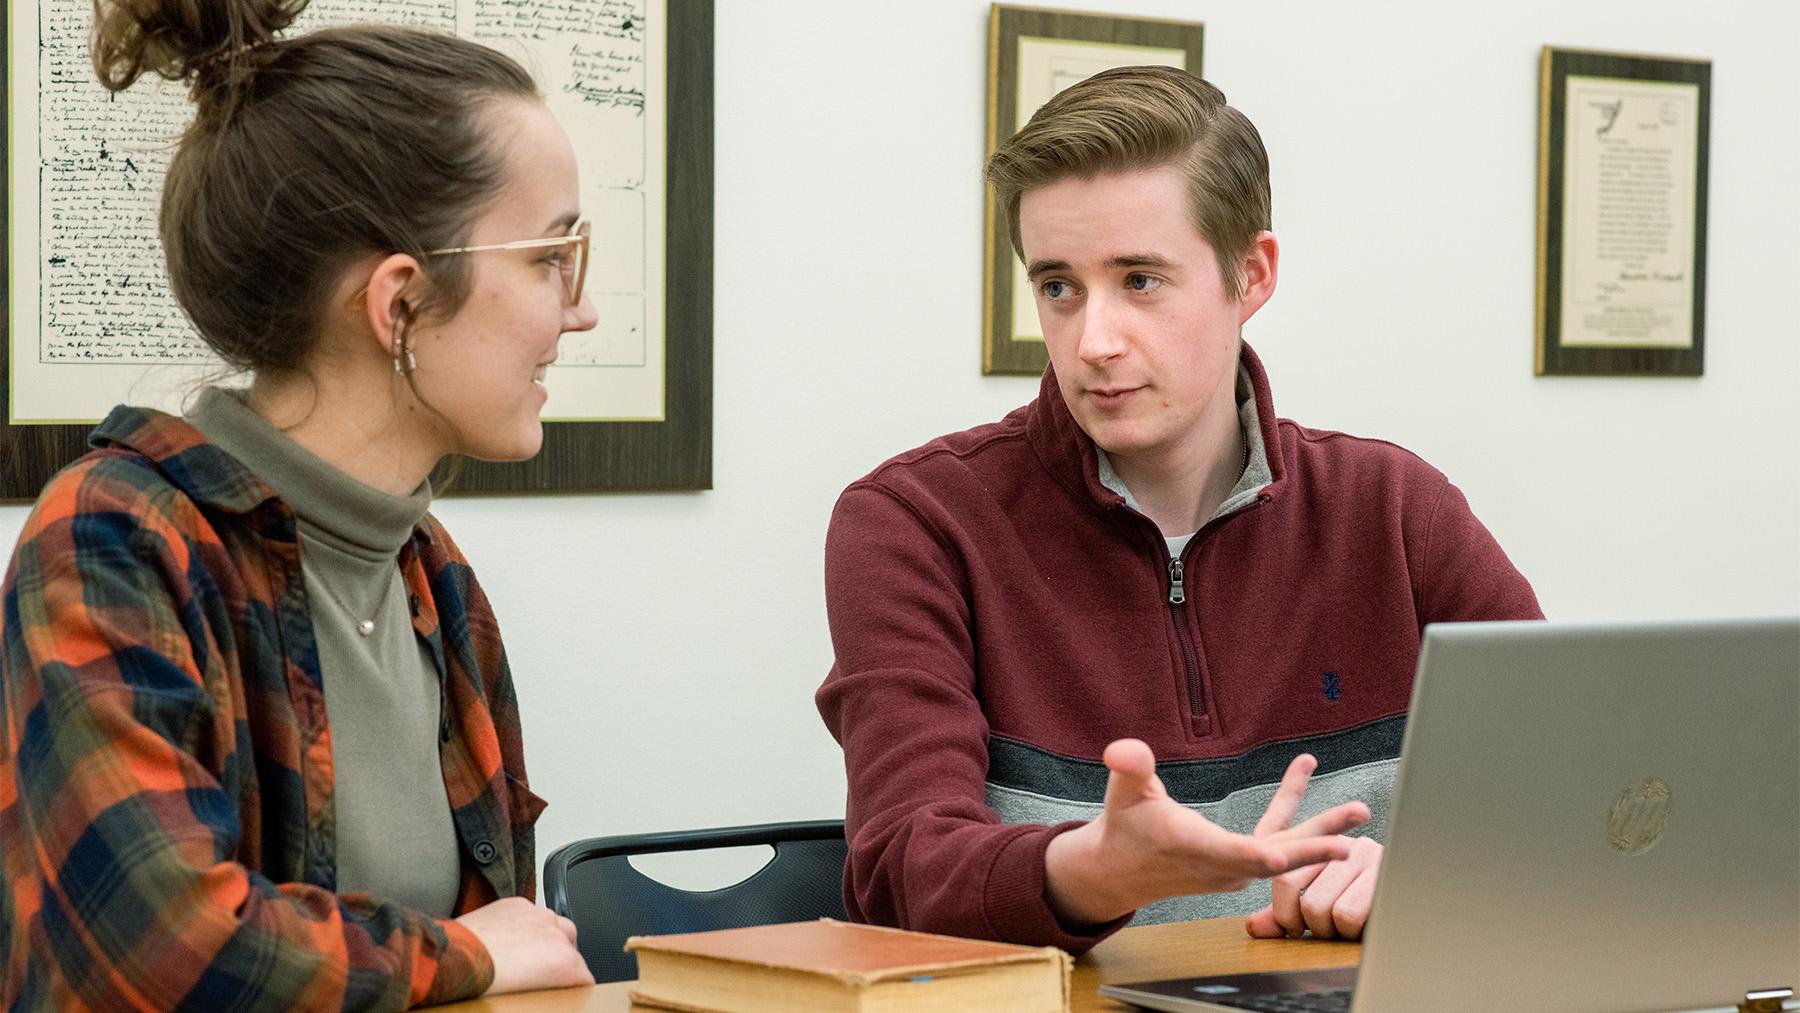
[986,65,1271,300]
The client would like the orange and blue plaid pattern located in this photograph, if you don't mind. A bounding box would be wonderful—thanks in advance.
[1,406,546,1010]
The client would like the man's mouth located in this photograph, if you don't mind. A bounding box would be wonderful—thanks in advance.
[1088,385,1145,406]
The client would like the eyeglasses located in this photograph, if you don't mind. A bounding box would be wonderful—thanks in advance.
[427,217,591,304]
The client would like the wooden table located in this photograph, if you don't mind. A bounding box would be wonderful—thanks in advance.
[438,917,1361,1012]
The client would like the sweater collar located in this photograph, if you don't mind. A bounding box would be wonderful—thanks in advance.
[1024,340,1287,515]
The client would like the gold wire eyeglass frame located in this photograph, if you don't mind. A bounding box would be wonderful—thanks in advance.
[427,217,591,304]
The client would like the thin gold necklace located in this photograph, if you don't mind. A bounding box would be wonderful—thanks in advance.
[313,565,400,637]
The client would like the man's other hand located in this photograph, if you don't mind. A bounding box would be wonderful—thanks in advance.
[1245,836,1382,941]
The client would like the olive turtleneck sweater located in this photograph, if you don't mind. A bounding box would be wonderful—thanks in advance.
[187,387,460,917]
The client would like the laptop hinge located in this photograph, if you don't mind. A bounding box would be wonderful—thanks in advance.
[1739,987,1794,1013]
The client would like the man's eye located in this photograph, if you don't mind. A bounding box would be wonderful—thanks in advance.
[1126,273,1161,292]
[1041,280,1069,299]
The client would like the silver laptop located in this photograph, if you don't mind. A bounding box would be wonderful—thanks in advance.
[1102,618,1800,1013]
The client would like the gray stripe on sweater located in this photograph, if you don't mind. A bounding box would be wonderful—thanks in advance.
[988,715,1406,806]
[985,756,1399,924]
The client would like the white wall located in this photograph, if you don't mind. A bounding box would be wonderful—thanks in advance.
[4,0,1797,887]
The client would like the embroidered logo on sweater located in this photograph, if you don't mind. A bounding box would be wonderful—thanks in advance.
[1321,672,1342,701]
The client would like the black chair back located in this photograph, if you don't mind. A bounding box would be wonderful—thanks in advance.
[543,819,849,982]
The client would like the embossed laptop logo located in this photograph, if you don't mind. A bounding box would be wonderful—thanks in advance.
[1607,777,1672,855]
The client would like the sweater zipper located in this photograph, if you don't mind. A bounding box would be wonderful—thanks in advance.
[1164,549,1204,718]
[1158,493,1271,721]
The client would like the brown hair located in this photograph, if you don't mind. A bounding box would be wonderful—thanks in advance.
[985,65,1271,299]
[90,0,539,373]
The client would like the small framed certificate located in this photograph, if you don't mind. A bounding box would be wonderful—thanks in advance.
[983,5,1204,375]
[1536,47,1710,377]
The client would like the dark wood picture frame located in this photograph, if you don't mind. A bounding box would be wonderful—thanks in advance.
[983,5,1203,376]
[1,2,713,502]
[1536,46,1709,377]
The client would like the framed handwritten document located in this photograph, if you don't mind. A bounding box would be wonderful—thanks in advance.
[1536,47,1709,377]
[2,0,712,500]
[982,5,1203,375]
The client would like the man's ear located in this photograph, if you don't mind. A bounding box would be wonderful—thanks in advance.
[1235,231,1279,325]
[360,253,426,357]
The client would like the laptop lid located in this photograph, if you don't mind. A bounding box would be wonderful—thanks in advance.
[1352,617,1800,1013]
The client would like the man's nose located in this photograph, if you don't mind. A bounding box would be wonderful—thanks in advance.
[1076,293,1128,365]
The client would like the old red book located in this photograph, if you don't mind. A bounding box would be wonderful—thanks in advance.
[625,918,1072,1012]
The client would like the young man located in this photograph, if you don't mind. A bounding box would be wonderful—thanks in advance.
[816,67,1541,955]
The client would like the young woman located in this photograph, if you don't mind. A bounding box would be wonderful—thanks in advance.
[1,1,601,1007]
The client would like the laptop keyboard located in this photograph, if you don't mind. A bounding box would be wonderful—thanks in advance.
[1208,986,1354,1012]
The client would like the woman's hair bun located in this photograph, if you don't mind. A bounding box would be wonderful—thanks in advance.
[91,0,310,95]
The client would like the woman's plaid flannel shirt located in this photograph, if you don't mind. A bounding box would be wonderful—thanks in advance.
[1,406,548,1009]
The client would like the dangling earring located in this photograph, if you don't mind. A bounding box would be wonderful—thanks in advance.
[392,306,417,375]
[392,333,417,374]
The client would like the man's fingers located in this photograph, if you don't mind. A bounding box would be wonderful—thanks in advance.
[1269,863,1324,939]
[1331,866,1378,940]
[1160,833,1285,892]
[1252,754,1318,837]
[1101,738,1163,810]
[1265,800,1371,843]
[1297,852,1361,940]
[1244,905,1284,938]
[1266,834,1355,874]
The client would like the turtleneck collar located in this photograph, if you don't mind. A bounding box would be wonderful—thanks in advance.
[185,387,431,561]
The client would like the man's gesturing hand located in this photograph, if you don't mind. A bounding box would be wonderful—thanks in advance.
[1044,740,1371,926]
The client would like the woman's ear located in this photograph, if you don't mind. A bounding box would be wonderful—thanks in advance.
[361,253,425,359]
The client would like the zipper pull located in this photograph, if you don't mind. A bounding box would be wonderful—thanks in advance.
[1167,557,1186,605]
